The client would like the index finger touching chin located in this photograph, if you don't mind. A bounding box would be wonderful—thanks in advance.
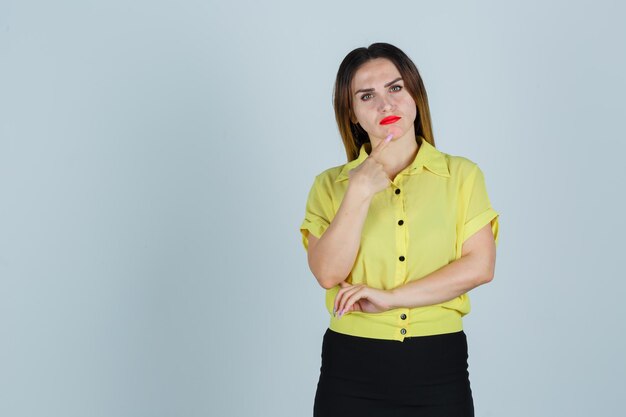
[386,125,402,139]
[371,134,392,157]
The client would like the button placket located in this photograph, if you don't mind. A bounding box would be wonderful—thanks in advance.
[393,178,407,287]
[396,176,411,339]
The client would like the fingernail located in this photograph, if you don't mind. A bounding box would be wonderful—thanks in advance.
[333,307,336,316]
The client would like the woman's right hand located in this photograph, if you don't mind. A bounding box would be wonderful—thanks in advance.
[347,136,392,198]
[306,135,393,289]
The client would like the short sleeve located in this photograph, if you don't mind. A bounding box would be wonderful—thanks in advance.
[462,164,499,246]
[299,175,334,251]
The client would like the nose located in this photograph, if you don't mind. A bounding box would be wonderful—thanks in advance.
[377,95,393,112]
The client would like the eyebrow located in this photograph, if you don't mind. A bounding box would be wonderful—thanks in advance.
[354,77,403,95]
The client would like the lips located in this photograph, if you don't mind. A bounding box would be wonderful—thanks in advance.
[379,116,401,125]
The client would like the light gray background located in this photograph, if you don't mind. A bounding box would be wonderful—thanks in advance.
[1,0,625,416]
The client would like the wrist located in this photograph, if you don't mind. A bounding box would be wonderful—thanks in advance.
[387,287,401,310]
[346,182,375,202]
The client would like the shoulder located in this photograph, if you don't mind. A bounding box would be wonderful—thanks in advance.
[303,163,350,208]
[442,151,478,171]
[310,162,349,187]
[440,151,482,181]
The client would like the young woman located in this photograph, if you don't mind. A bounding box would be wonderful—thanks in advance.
[300,43,499,416]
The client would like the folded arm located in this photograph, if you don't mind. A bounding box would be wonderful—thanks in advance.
[388,222,497,309]
[332,221,497,315]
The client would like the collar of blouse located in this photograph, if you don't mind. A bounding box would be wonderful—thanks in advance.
[336,136,451,182]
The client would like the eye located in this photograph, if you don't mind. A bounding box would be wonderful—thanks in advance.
[360,93,374,101]
[390,85,403,92]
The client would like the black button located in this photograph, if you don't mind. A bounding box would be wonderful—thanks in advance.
[395,189,401,195]
[398,220,404,226]
[400,328,407,335]
[399,256,405,262]
[400,314,407,320]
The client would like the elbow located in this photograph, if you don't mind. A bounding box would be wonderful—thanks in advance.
[318,278,338,290]
[473,248,496,286]
[308,252,349,289]
[477,265,495,285]
[315,271,346,289]
[481,271,494,284]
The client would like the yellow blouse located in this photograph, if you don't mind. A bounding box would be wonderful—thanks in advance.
[300,136,499,341]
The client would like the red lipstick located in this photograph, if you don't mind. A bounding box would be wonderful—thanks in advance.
[379,116,401,125]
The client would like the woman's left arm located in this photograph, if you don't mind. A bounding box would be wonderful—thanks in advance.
[334,222,496,315]
[388,222,496,309]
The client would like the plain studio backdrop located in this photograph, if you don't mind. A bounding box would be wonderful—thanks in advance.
[1,0,625,416]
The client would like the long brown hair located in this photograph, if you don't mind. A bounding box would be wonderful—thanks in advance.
[333,43,435,161]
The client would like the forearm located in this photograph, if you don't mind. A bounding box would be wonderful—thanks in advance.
[308,185,373,288]
[389,253,493,309]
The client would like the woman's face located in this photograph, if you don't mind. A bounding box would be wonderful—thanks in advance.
[350,58,417,143]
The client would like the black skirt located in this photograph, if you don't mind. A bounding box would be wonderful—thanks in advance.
[313,328,475,417]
